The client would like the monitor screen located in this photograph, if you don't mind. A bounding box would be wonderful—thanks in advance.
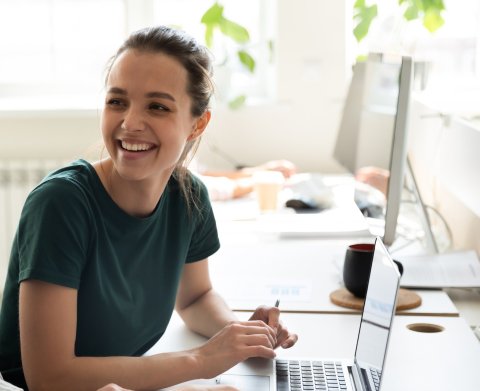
[333,54,413,246]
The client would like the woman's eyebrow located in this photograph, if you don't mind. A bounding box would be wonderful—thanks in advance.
[107,87,127,95]
[146,91,176,102]
[106,88,175,102]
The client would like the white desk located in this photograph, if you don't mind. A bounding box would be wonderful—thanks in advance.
[444,288,480,326]
[148,312,480,391]
[209,238,459,316]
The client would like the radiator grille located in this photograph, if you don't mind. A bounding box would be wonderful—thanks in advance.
[0,160,63,289]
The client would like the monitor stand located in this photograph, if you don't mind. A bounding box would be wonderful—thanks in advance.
[404,156,439,254]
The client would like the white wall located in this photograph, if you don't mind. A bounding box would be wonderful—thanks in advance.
[196,0,351,172]
[409,98,480,254]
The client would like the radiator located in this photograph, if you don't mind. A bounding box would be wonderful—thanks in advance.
[0,159,63,289]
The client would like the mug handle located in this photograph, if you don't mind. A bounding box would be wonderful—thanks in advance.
[393,260,404,276]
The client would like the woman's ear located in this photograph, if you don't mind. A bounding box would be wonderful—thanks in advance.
[188,110,211,141]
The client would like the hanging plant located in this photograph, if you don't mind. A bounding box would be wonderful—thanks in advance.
[353,0,446,43]
[200,2,257,109]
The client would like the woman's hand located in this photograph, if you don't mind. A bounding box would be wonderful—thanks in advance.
[193,320,277,379]
[252,160,297,179]
[249,305,298,349]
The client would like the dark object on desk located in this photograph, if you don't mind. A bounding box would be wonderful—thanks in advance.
[330,288,421,311]
[355,199,384,218]
[354,182,385,218]
[285,198,323,213]
[343,243,403,298]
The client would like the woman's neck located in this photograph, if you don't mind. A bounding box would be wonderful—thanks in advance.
[93,159,172,218]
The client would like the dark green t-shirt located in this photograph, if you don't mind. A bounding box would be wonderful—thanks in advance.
[0,159,220,389]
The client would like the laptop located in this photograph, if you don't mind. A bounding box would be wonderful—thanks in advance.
[169,237,400,391]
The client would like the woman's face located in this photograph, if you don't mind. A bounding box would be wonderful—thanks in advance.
[101,49,207,183]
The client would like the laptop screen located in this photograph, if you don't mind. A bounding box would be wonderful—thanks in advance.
[353,238,401,389]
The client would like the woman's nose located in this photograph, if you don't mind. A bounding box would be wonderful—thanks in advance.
[121,107,146,132]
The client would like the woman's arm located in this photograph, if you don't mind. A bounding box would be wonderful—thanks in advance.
[175,259,237,337]
[175,260,298,363]
[20,280,208,391]
[175,260,278,378]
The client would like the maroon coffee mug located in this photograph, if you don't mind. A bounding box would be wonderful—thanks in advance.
[343,243,403,298]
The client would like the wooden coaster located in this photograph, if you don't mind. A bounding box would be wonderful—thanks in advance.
[330,288,422,312]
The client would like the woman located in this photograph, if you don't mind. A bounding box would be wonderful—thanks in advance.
[0,26,297,391]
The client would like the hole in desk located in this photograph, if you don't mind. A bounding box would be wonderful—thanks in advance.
[407,323,445,333]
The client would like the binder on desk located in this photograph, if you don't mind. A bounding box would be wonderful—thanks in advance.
[257,202,371,238]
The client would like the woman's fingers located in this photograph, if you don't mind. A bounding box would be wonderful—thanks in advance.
[235,321,277,347]
[279,331,299,349]
[239,332,275,349]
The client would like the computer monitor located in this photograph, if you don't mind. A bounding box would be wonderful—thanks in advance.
[382,56,413,245]
[333,54,413,246]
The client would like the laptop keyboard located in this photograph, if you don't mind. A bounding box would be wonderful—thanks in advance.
[370,367,381,391]
[276,359,347,390]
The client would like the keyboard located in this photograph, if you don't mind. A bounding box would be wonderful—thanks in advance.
[276,359,348,391]
[370,367,381,391]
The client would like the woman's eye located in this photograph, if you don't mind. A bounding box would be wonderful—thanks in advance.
[149,103,169,112]
[106,98,124,107]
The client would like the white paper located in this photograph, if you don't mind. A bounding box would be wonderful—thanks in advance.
[257,202,371,238]
[398,250,480,288]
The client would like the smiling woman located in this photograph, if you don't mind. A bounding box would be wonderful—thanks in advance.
[0,26,297,391]
[97,27,216,216]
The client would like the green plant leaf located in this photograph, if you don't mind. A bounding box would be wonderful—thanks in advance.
[219,18,250,43]
[201,2,223,24]
[268,39,274,63]
[237,50,255,73]
[228,95,246,110]
[356,54,368,62]
[403,5,419,20]
[399,0,424,12]
[423,0,445,11]
[204,24,214,48]
[353,3,378,42]
[423,8,444,32]
[399,0,446,26]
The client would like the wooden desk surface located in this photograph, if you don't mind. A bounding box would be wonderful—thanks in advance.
[148,312,480,391]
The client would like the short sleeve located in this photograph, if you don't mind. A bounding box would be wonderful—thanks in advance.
[185,177,220,263]
[17,179,92,289]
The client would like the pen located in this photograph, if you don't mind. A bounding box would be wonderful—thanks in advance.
[274,299,280,308]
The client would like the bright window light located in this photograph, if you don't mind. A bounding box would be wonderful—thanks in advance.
[0,0,125,99]
[0,0,274,109]
[355,0,480,90]
[152,0,276,105]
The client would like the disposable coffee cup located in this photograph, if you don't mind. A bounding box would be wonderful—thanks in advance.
[343,243,403,298]
[252,171,284,212]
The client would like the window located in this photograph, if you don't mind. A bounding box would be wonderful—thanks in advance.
[152,0,276,105]
[0,0,125,100]
[355,0,480,90]
[0,0,275,110]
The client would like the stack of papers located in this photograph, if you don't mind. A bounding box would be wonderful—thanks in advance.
[257,202,371,238]
[398,250,480,289]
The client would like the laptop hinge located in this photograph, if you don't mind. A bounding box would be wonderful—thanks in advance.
[350,362,370,391]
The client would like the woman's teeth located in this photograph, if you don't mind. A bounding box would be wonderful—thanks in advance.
[121,141,153,152]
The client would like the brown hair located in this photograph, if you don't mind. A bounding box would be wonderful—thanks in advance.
[105,26,214,212]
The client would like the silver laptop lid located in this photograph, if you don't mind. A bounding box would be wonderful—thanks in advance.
[353,237,401,390]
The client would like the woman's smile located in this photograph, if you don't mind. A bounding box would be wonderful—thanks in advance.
[117,139,158,161]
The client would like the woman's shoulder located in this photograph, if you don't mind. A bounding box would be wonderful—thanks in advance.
[27,159,97,207]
